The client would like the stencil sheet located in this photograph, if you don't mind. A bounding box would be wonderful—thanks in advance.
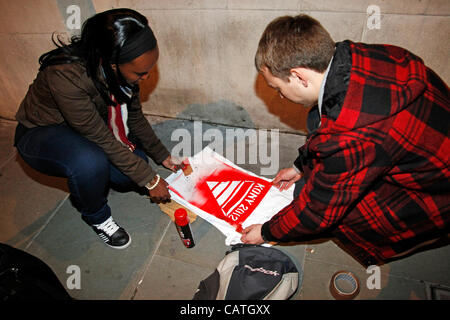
[165,147,294,245]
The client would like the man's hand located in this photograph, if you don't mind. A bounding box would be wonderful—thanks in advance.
[272,167,302,191]
[148,176,171,203]
[241,224,265,245]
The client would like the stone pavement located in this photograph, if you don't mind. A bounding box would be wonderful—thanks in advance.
[1,117,449,300]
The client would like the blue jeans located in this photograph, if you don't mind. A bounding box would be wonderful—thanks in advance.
[15,123,148,226]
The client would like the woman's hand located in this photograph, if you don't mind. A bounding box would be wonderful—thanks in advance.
[148,175,171,203]
[271,167,302,191]
[162,155,181,173]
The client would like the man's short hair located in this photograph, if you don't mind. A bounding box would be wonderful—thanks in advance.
[255,14,335,80]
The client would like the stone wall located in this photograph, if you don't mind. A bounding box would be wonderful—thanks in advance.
[1,0,448,133]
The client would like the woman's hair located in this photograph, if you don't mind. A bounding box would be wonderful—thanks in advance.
[39,8,154,105]
[255,14,335,80]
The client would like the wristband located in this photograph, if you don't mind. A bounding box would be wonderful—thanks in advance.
[145,174,160,191]
[261,221,275,243]
[261,229,269,243]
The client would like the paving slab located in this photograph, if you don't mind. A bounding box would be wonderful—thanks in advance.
[381,244,450,287]
[132,254,214,300]
[1,119,449,301]
[299,258,428,300]
[130,206,232,300]
[24,184,172,300]
[0,154,68,250]
[157,216,230,270]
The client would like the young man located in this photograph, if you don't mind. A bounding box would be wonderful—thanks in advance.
[241,14,449,266]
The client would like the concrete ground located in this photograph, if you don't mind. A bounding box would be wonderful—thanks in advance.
[1,116,449,300]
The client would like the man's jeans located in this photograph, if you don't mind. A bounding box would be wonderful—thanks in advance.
[15,124,148,226]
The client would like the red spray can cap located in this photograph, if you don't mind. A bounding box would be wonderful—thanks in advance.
[174,208,189,226]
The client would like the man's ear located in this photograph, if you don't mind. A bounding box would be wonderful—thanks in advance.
[290,68,309,87]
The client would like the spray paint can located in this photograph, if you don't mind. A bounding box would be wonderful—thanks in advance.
[174,208,195,248]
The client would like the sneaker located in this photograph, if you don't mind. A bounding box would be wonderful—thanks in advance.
[92,217,131,249]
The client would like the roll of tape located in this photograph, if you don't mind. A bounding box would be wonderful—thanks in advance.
[329,270,360,300]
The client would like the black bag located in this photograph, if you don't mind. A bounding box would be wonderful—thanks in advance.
[193,244,300,300]
[0,243,72,300]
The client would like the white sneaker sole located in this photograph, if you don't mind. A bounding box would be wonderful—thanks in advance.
[105,236,132,250]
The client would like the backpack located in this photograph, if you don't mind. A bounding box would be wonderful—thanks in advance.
[193,244,300,300]
[0,243,72,300]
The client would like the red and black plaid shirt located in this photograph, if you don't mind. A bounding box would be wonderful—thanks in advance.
[263,41,450,266]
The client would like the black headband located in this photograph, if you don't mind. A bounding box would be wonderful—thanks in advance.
[116,25,157,64]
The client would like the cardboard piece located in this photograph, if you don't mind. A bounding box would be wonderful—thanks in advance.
[158,200,197,223]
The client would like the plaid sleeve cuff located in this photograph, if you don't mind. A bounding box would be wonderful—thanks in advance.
[261,221,279,242]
